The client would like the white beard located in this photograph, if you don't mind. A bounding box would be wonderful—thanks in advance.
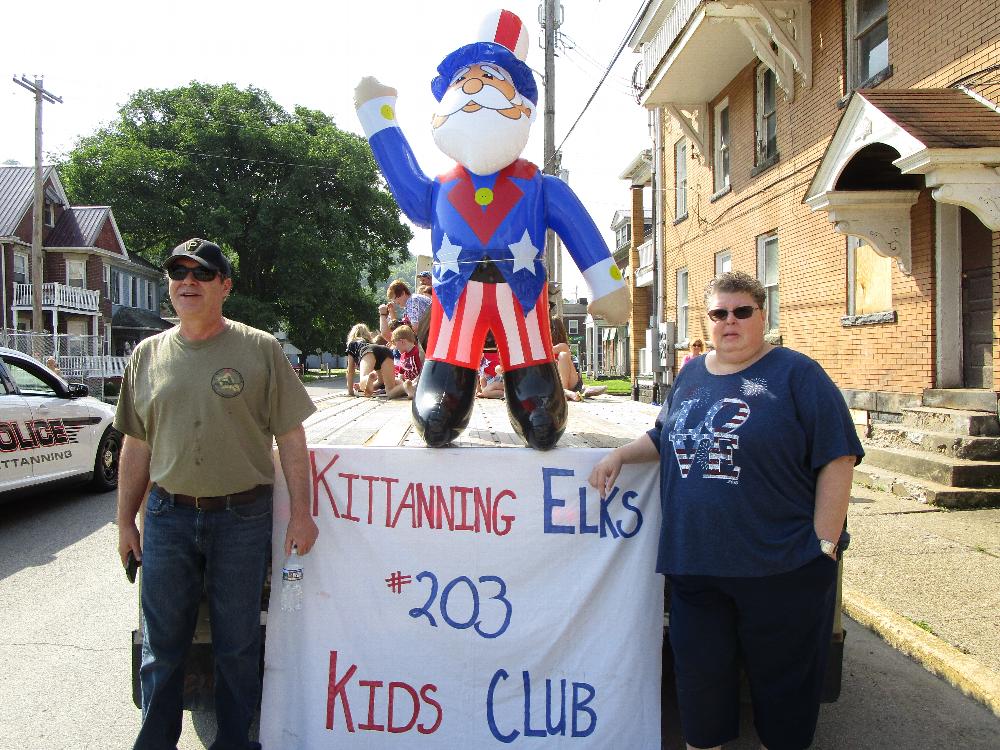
[432,106,533,176]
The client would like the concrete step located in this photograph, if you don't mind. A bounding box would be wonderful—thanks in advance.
[922,388,999,413]
[867,423,1000,461]
[901,406,1000,437]
[853,464,1000,509]
[861,445,1000,489]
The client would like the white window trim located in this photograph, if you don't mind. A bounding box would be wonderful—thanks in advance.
[755,66,778,164]
[846,0,889,89]
[713,99,730,194]
[715,250,732,277]
[13,252,28,285]
[675,138,688,219]
[676,267,689,342]
[756,233,779,332]
[66,259,87,288]
[568,319,579,335]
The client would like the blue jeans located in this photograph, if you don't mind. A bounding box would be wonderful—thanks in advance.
[134,484,272,750]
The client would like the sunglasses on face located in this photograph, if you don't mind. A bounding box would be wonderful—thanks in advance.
[707,305,759,322]
[167,265,219,282]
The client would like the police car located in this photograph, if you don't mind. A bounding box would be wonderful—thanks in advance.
[0,347,120,501]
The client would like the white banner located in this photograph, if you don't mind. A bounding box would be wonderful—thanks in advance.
[261,447,663,749]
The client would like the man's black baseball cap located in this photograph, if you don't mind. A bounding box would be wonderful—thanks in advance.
[163,238,232,277]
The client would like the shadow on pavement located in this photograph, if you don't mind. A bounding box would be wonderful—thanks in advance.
[0,486,115,581]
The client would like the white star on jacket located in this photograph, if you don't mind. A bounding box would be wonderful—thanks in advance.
[508,230,539,274]
[437,234,462,276]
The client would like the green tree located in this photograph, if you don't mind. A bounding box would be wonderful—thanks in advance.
[59,82,411,353]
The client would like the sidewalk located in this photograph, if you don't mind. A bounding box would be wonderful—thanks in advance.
[298,379,1000,716]
[842,485,1000,716]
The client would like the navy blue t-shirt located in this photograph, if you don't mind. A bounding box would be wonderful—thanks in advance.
[647,347,863,577]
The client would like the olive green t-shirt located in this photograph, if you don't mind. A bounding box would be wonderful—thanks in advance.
[114,320,316,497]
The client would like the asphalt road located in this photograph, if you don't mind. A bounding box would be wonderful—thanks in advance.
[0,487,997,749]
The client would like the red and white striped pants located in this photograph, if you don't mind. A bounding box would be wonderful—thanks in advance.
[426,281,554,371]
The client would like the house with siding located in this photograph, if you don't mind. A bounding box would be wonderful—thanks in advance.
[0,165,170,360]
[622,0,1000,504]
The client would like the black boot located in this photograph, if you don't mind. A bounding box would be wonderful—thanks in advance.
[412,360,478,447]
[503,363,567,450]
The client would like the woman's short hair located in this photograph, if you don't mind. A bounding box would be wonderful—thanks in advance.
[691,338,704,349]
[704,271,766,309]
[386,279,411,301]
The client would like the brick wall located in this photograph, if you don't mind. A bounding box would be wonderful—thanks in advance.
[629,185,651,378]
[653,0,999,397]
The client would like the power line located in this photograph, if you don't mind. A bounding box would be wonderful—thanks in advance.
[548,1,647,168]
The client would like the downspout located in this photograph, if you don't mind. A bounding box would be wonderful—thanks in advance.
[1,242,6,347]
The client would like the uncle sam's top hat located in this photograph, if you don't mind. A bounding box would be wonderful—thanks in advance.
[431,8,538,105]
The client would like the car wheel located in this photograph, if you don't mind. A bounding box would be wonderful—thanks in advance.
[93,427,121,491]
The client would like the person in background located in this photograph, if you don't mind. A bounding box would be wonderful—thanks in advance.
[45,356,63,377]
[478,362,505,399]
[551,317,606,401]
[588,271,863,750]
[386,324,422,399]
[379,279,432,341]
[115,238,318,750]
[681,338,704,368]
[345,323,398,397]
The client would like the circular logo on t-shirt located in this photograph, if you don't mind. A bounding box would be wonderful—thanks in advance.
[212,368,244,398]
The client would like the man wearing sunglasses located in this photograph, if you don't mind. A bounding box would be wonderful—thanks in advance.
[114,238,318,750]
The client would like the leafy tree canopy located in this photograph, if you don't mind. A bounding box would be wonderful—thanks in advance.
[59,81,411,353]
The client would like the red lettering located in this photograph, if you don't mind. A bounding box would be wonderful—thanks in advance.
[358,680,385,731]
[454,486,476,531]
[49,420,68,444]
[310,452,340,517]
[326,650,357,732]
[387,681,419,733]
[418,684,443,734]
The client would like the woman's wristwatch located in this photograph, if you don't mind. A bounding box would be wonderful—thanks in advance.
[819,539,838,556]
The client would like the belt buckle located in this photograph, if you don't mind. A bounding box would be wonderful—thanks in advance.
[193,496,204,511]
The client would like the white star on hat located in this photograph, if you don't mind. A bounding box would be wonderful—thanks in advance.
[508,230,539,274]
[437,234,462,276]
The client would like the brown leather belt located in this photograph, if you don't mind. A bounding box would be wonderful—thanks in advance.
[168,485,267,512]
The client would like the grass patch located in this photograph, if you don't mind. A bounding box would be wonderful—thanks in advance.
[581,375,631,395]
[907,618,935,634]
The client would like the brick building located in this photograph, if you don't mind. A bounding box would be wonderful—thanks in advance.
[623,0,999,418]
[0,165,170,357]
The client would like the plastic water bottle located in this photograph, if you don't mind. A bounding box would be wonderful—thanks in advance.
[280,547,304,612]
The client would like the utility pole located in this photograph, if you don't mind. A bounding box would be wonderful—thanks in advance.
[13,75,62,335]
[541,0,563,318]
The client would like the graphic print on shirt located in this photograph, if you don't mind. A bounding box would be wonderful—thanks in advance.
[669,396,751,483]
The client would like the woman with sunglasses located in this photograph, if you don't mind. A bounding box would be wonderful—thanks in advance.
[680,338,704,368]
[589,271,863,750]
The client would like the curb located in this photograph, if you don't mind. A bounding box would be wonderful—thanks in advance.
[843,586,1000,718]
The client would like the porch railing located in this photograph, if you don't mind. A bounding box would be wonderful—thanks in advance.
[641,0,702,89]
[12,282,101,312]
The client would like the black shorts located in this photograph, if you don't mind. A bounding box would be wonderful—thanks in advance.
[667,555,838,750]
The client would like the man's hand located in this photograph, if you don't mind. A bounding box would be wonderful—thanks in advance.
[355,77,398,109]
[588,286,631,325]
[284,514,319,557]
[118,521,142,567]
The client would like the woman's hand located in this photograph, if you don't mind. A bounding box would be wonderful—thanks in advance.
[589,450,624,499]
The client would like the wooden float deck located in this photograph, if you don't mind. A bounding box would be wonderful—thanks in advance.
[302,385,661,449]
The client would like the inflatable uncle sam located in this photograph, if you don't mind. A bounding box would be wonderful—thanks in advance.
[355,8,629,450]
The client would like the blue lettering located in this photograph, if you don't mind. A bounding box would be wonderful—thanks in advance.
[578,487,598,534]
[599,488,621,539]
[616,490,643,538]
[542,467,575,534]
[571,682,597,737]
[522,671,546,737]
[545,678,567,735]
[486,669,518,743]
